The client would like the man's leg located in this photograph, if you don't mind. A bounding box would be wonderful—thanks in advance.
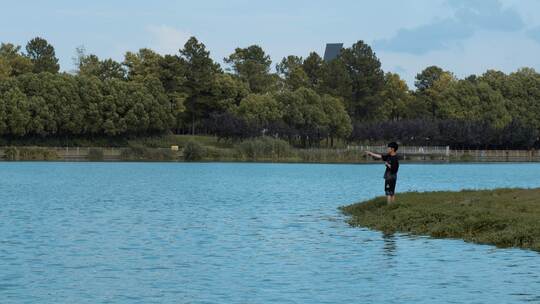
[385,179,392,203]
[386,178,396,203]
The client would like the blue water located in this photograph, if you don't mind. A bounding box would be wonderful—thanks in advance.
[1,162,540,304]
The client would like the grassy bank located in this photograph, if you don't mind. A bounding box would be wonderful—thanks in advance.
[340,188,540,252]
[3,134,535,162]
[0,135,387,162]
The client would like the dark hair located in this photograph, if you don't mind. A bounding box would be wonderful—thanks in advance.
[388,142,399,151]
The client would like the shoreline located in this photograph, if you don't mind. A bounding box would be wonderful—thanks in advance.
[339,188,540,252]
[2,159,540,164]
[1,140,539,163]
[1,135,539,162]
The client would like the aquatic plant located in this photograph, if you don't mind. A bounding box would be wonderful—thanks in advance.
[340,188,540,251]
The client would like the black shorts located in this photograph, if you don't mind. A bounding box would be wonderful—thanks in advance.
[385,178,397,196]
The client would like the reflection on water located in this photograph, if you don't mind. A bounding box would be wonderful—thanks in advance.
[1,162,540,303]
[383,234,397,258]
[382,234,397,272]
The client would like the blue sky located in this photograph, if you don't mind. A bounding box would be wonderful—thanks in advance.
[2,0,540,86]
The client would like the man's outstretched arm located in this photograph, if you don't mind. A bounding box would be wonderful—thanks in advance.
[365,151,382,159]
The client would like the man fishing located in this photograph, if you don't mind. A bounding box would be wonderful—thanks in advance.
[365,142,400,204]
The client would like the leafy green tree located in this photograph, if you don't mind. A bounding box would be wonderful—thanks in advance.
[224,45,275,93]
[211,73,249,111]
[79,54,126,80]
[276,87,330,146]
[302,52,324,89]
[436,78,474,120]
[0,37,538,148]
[276,55,302,76]
[100,79,128,136]
[420,71,456,118]
[474,82,511,129]
[415,66,445,92]
[320,58,352,104]
[321,94,352,146]
[233,94,282,130]
[158,54,186,93]
[277,55,308,90]
[27,96,53,136]
[0,86,8,134]
[15,73,84,135]
[478,69,507,92]
[124,82,151,133]
[123,48,162,80]
[379,72,413,120]
[339,40,385,120]
[78,54,101,76]
[139,75,175,133]
[3,87,30,136]
[0,43,33,76]
[154,54,188,132]
[285,67,309,90]
[77,75,104,134]
[496,68,540,131]
[25,37,60,73]
[99,59,126,80]
[180,37,221,134]
[441,79,511,129]
[0,58,9,79]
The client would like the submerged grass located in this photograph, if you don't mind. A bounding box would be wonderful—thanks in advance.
[339,188,540,252]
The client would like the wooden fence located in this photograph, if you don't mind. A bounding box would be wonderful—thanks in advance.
[0,146,539,162]
[347,145,540,161]
[349,145,450,156]
[450,149,540,162]
[0,147,177,161]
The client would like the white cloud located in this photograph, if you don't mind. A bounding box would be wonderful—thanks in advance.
[147,25,191,55]
[374,0,524,55]
[377,30,540,87]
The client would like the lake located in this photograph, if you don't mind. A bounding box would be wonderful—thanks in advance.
[1,162,540,303]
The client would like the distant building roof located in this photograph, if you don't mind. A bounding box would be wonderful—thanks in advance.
[323,43,343,62]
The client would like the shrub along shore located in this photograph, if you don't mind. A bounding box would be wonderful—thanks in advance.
[340,188,540,252]
[0,135,538,162]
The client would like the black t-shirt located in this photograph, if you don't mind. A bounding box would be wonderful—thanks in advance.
[382,154,399,178]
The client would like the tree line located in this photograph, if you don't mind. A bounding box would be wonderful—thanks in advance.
[1,37,539,148]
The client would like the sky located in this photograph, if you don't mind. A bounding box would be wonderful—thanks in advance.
[2,0,540,86]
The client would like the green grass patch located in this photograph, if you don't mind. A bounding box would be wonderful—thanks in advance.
[120,147,177,161]
[87,148,104,161]
[127,134,234,149]
[3,146,59,161]
[339,188,540,252]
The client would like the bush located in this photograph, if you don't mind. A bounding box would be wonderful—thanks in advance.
[120,146,176,161]
[236,137,293,160]
[147,149,175,161]
[460,153,474,162]
[17,147,58,160]
[183,141,204,161]
[120,146,145,160]
[87,148,104,161]
[3,146,19,161]
[205,146,237,161]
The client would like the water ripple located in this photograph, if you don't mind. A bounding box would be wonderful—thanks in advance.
[1,162,540,303]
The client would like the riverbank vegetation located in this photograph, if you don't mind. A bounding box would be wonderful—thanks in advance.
[340,188,540,251]
[1,37,540,149]
[1,135,376,162]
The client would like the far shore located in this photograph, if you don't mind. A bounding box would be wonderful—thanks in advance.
[1,159,540,165]
[1,135,539,162]
[1,145,539,163]
[340,188,540,252]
